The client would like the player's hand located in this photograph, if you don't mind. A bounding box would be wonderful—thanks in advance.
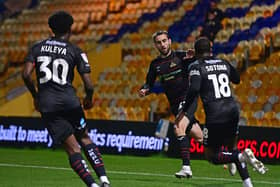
[138,88,149,97]
[83,97,93,110]
[185,49,195,59]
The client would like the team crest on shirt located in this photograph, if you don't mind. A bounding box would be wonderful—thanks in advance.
[169,61,177,68]
[156,66,160,72]
[189,69,200,76]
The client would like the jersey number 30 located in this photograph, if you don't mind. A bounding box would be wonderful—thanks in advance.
[38,56,69,85]
[208,73,231,98]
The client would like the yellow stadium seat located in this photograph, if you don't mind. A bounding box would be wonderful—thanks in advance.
[234,40,250,55]
[248,40,264,62]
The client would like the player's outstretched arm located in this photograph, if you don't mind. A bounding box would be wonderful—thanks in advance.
[139,61,156,97]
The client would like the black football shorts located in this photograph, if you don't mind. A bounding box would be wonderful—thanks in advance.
[172,100,199,124]
[171,101,200,135]
[41,106,87,145]
[203,122,239,149]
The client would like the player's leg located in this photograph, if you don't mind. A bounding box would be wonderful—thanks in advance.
[184,98,203,145]
[235,160,252,187]
[189,122,203,144]
[64,135,98,187]
[224,135,238,176]
[204,124,266,187]
[204,124,243,165]
[240,148,268,174]
[79,129,110,187]
[221,138,254,187]
[203,138,254,187]
[174,115,192,178]
[174,98,204,178]
[204,145,253,187]
[42,112,98,187]
[70,106,110,187]
[174,114,203,178]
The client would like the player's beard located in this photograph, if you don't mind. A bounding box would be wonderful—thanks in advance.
[160,45,171,57]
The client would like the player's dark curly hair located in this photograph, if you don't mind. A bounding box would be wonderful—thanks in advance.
[48,11,73,35]
[194,37,211,55]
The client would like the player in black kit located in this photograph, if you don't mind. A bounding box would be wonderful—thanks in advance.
[139,30,203,178]
[176,37,267,187]
[22,11,110,187]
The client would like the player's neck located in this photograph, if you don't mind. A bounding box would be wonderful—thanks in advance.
[160,50,172,58]
[54,33,70,41]
[196,52,212,59]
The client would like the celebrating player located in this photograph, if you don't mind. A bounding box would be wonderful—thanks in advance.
[176,37,267,187]
[139,30,203,178]
[22,11,110,187]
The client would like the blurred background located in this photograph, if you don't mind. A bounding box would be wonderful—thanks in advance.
[0,0,280,128]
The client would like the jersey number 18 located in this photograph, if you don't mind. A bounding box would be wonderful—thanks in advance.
[208,73,231,99]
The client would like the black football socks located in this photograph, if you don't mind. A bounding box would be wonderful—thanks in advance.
[84,143,106,177]
[211,149,240,164]
[69,153,96,187]
[177,135,190,166]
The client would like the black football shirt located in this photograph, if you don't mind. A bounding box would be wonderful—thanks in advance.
[144,50,196,114]
[183,57,240,124]
[25,37,91,113]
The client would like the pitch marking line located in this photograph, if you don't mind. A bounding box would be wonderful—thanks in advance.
[0,163,279,185]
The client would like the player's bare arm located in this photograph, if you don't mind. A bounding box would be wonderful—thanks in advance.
[81,73,94,110]
[139,58,156,98]
[22,61,37,98]
[22,61,39,111]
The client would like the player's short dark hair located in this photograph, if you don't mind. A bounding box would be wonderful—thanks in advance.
[194,37,211,54]
[48,11,74,35]
[152,30,170,42]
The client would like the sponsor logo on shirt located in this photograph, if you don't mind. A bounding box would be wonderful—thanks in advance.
[79,117,86,129]
[156,66,160,72]
[169,62,177,68]
[189,69,200,76]
[205,59,222,64]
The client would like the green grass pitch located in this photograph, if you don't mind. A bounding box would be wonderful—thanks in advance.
[0,147,279,187]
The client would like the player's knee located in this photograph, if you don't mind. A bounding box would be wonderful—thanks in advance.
[174,125,186,137]
[64,135,82,155]
[189,123,203,142]
[65,146,81,156]
[76,130,91,144]
[80,136,93,147]
[174,129,186,137]
[196,132,203,144]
